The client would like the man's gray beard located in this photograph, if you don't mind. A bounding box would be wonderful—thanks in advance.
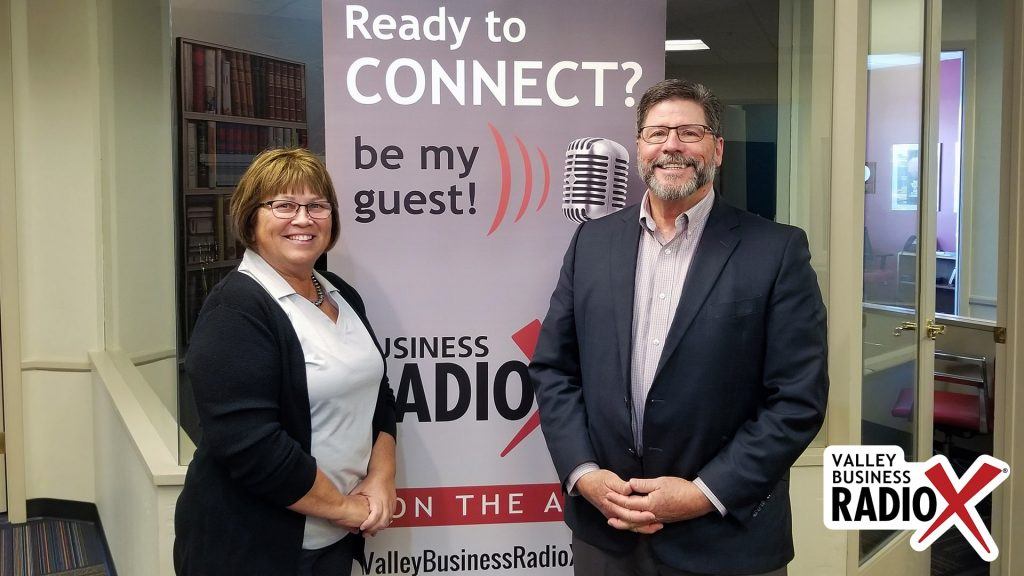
[639,154,716,201]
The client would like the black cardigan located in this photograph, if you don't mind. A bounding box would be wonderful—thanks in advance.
[174,270,397,576]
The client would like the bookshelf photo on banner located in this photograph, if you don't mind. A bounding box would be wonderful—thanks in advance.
[176,38,309,346]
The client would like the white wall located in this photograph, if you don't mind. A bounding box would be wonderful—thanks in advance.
[93,370,163,576]
[13,0,102,502]
[97,0,180,445]
[101,0,177,363]
[940,0,1002,320]
[965,0,1003,320]
[22,371,95,500]
[93,363,183,576]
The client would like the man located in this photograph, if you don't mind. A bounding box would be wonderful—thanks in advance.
[530,79,828,575]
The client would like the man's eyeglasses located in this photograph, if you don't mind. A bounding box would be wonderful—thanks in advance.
[639,124,716,145]
[261,200,333,220]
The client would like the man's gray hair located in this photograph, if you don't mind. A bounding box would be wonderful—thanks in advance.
[635,79,723,136]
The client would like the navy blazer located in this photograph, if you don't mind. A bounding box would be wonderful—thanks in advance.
[530,200,828,574]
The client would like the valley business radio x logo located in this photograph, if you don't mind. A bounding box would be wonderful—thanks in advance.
[824,445,1009,561]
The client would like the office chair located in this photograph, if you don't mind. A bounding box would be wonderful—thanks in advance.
[890,352,992,455]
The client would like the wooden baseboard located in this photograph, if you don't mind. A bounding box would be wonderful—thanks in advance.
[26,498,100,523]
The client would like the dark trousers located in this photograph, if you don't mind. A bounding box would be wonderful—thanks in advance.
[573,535,788,576]
[297,534,360,576]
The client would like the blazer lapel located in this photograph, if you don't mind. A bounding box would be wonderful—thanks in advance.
[655,201,740,377]
[610,206,642,388]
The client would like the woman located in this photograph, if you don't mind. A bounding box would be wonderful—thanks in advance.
[174,148,397,576]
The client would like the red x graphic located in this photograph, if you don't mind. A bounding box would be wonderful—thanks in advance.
[499,320,543,457]
[917,461,1002,553]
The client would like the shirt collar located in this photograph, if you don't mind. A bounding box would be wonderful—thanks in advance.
[638,188,716,234]
[238,249,339,300]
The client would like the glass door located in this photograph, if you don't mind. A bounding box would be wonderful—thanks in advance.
[860,0,941,573]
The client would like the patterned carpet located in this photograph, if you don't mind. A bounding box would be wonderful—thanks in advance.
[0,518,110,576]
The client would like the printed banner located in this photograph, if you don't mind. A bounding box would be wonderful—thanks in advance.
[324,1,666,573]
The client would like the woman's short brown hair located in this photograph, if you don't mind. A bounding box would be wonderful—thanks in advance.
[230,147,341,252]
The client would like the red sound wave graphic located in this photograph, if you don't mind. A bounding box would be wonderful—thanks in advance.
[536,147,550,212]
[486,124,552,235]
[486,123,512,236]
[513,137,533,223]
[500,320,543,457]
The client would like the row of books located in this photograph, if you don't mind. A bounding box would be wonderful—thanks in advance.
[185,120,307,189]
[185,265,235,340]
[184,196,243,264]
[181,41,306,122]
[215,123,308,155]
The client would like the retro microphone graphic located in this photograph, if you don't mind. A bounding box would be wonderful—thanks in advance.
[562,138,630,223]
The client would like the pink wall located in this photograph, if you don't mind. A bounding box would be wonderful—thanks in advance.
[936,57,962,252]
[864,57,962,257]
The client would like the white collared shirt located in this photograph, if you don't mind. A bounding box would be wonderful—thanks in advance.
[631,189,715,450]
[238,249,384,549]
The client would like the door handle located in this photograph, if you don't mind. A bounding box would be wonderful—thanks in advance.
[926,319,946,340]
[893,322,917,337]
[892,320,946,339]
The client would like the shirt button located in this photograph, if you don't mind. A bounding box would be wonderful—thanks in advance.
[653,339,661,345]
[664,249,672,255]
[659,292,666,300]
